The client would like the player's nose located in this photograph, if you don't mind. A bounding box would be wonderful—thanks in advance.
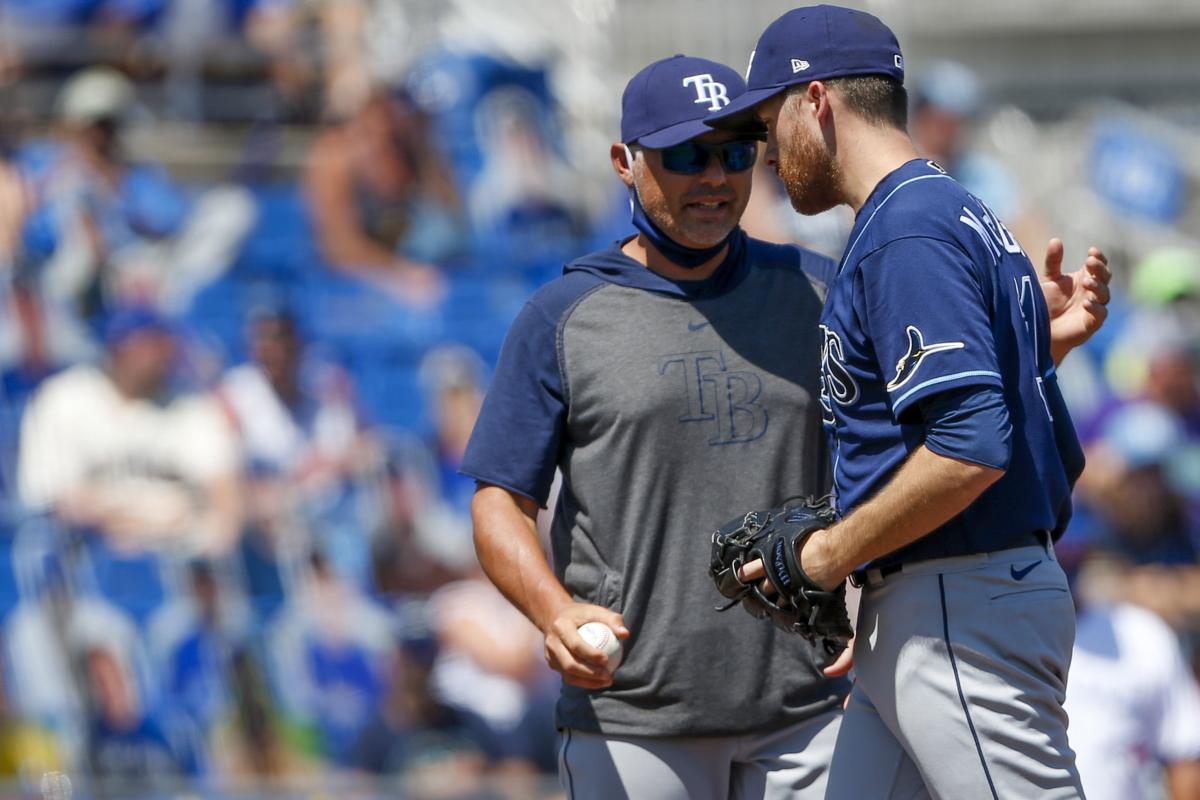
[697,151,729,186]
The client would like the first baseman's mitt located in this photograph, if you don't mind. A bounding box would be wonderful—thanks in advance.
[709,497,853,656]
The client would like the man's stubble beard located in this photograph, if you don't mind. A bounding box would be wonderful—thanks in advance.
[777,121,843,217]
[634,168,734,248]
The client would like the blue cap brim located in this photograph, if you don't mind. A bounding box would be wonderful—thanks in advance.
[634,118,716,148]
[705,85,789,129]
[635,115,768,148]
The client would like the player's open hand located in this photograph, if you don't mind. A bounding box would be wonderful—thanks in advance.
[543,603,630,690]
[1042,239,1111,362]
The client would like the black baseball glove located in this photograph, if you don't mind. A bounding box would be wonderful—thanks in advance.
[709,497,853,656]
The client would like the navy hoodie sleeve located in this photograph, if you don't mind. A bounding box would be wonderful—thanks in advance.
[461,300,565,506]
[461,273,602,506]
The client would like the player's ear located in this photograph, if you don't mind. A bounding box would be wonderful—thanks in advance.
[806,81,832,122]
[612,142,636,187]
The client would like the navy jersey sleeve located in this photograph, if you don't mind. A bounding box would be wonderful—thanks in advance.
[460,299,567,506]
[859,237,1003,419]
[919,385,1012,471]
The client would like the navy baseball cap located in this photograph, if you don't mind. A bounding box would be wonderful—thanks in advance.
[621,54,765,147]
[102,305,172,348]
[708,4,904,126]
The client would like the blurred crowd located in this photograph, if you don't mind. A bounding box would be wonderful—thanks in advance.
[0,3,1197,798]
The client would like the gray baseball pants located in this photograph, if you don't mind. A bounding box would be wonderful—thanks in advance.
[558,707,841,800]
[825,539,1086,799]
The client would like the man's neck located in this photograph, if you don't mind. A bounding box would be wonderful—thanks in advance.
[105,365,156,403]
[621,233,728,282]
[838,126,921,213]
[108,375,147,402]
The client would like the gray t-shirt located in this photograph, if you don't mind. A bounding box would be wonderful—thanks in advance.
[462,230,847,737]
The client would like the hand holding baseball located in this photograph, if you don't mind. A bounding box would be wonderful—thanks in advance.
[542,602,629,690]
[578,621,623,671]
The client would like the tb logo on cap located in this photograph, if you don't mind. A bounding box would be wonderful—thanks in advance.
[682,73,729,111]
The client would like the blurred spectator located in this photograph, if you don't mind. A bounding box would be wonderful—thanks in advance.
[466,84,587,267]
[219,308,375,600]
[0,151,67,415]
[266,551,392,766]
[147,559,250,741]
[350,629,490,785]
[17,305,242,557]
[0,153,25,269]
[366,345,489,598]
[0,1,106,76]
[0,0,177,79]
[368,453,462,599]
[910,60,1048,253]
[418,343,485,518]
[79,641,202,793]
[212,0,415,123]
[304,89,461,303]
[0,283,61,404]
[4,555,158,776]
[428,576,558,775]
[2,556,84,744]
[1066,557,1200,800]
[1108,250,1200,424]
[1091,304,1200,525]
[1074,402,1198,566]
[220,309,367,509]
[18,66,254,320]
[209,644,312,780]
[0,1,316,119]
[160,0,324,121]
[1141,338,1200,436]
[1071,402,1200,649]
[317,0,400,120]
[1,147,92,404]
[0,634,62,782]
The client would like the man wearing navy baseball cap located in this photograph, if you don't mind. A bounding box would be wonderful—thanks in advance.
[725,5,1111,799]
[462,53,853,798]
[462,42,1107,797]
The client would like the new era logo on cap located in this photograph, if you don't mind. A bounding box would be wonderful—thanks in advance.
[708,4,905,128]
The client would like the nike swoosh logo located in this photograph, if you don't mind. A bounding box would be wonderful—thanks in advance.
[688,321,711,331]
[1010,560,1042,581]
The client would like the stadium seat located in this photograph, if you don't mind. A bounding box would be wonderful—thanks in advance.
[75,536,175,628]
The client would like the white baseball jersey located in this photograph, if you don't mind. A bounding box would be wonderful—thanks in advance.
[1065,602,1200,800]
[18,365,237,526]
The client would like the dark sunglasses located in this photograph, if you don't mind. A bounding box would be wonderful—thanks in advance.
[657,139,758,175]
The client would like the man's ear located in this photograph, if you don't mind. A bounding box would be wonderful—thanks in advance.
[611,142,636,188]
[807,80,833,124]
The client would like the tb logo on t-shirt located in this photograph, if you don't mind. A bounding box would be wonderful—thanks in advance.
[657,350,768,445]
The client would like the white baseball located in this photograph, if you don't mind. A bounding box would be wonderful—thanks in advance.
[577,621,623,671]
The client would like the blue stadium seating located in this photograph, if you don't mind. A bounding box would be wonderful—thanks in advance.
[76,536,174,628]
[0,525,19,624]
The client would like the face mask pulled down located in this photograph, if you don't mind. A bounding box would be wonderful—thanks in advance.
[625,144,733,270]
